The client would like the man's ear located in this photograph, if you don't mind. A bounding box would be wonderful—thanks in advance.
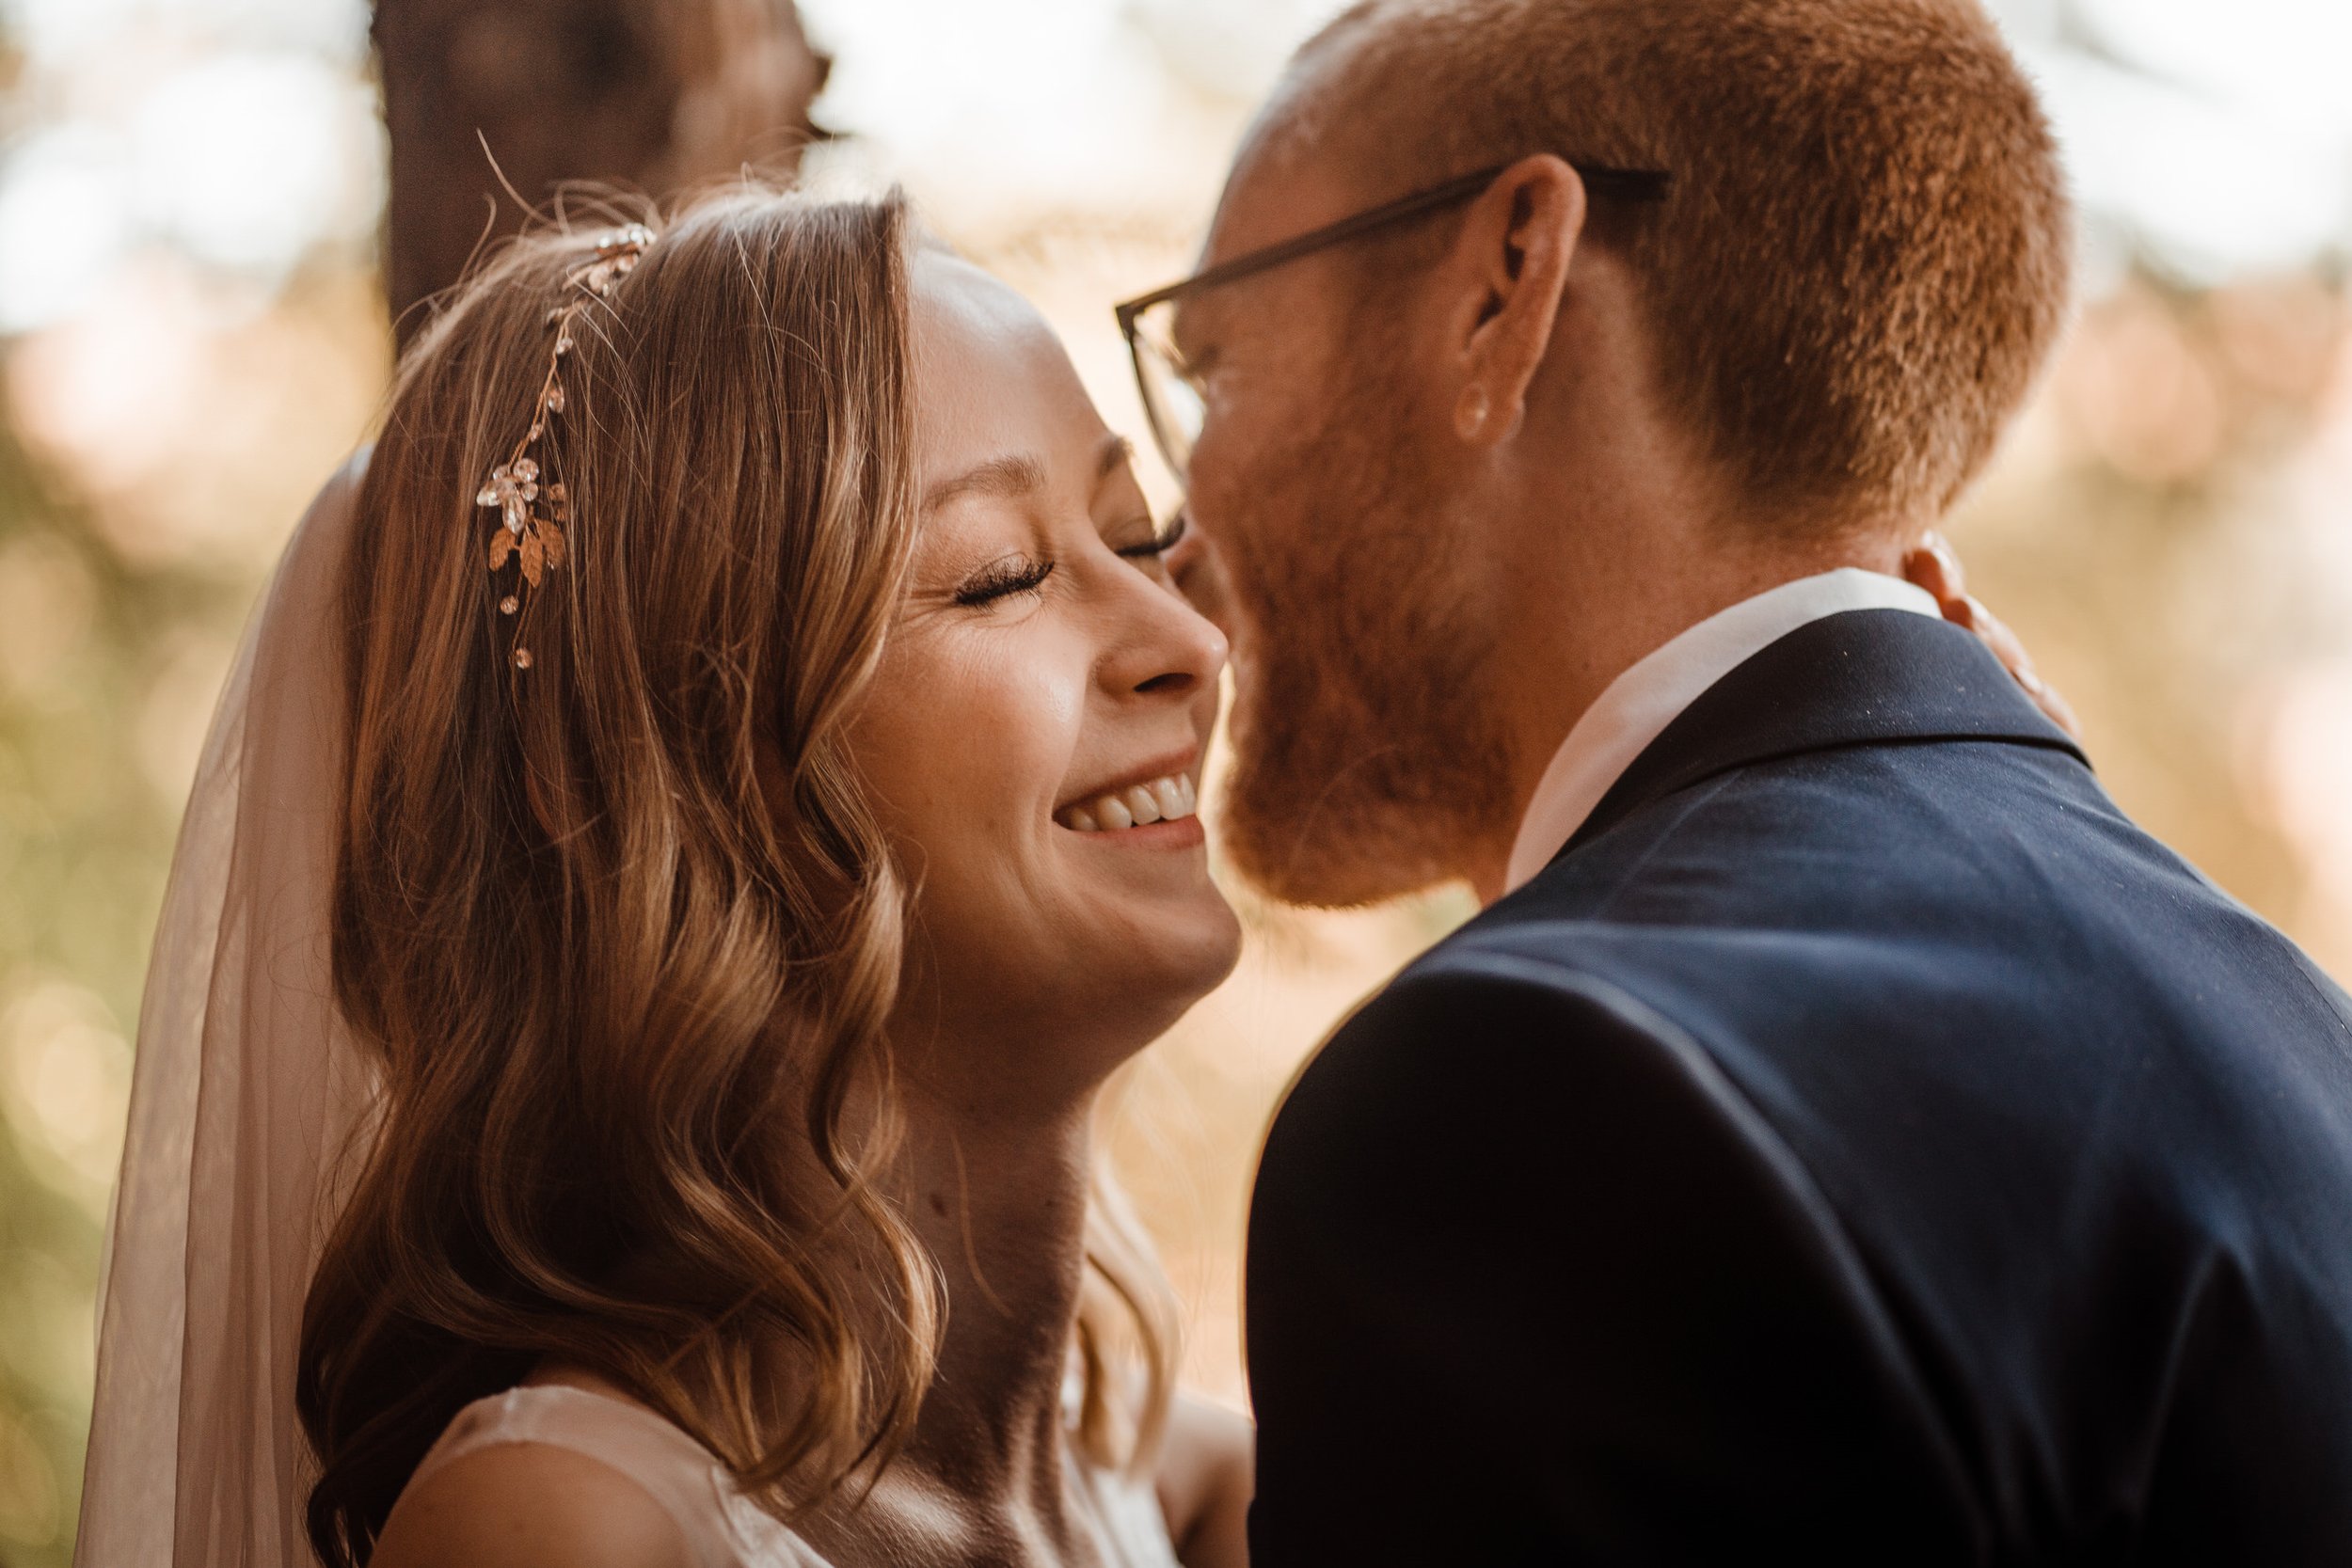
[1448,155,1587,446]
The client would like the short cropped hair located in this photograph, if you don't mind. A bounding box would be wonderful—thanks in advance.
[1298,0,2074,525]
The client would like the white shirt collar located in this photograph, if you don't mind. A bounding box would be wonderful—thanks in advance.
[1500,568,1943,895]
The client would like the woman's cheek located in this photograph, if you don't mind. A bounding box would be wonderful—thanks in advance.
[972,625,1088,790]
[882,650,1031,879]
[845,637,971,836]
[861,622,1090,873]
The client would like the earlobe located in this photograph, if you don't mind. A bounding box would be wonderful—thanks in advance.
[1454,384,1492,441]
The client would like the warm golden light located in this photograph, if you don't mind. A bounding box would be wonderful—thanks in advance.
[4,3,2351,1562]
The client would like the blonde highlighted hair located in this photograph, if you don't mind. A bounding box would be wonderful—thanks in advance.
[298,186,1174,1566]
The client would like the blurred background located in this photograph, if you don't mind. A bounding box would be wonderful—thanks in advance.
[1,0,2349,1559]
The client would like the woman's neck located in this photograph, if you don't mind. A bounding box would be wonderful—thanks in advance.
[541,1064,1116,1565]
[894,1086,1096,1490]
[786,1067,1106,1568]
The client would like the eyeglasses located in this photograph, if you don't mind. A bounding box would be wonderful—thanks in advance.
[1114,159,1673,483]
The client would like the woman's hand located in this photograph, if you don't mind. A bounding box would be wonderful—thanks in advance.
[1901,533,2082,742]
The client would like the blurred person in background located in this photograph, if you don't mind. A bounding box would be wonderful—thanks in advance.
[1111,0,2352,1560]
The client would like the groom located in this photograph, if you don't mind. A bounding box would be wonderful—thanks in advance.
[1132,0,2352,1560]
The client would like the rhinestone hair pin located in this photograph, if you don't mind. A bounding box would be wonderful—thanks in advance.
[475,222,658,671]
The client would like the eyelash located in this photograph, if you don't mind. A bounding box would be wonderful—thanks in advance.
[1117,512,1188,561]
[952,515,1188,609]
[954,558,1056,608]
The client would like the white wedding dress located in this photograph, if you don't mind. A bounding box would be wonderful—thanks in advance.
[74,462,1184,1568]
[410,1386,1183,1568]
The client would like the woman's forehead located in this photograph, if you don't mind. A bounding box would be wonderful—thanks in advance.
[912,251,1056,366]
[910,252,1105,476]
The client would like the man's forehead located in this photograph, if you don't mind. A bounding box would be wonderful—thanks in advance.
[1202,53,1372,267]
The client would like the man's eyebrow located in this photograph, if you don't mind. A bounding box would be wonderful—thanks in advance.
[923,452,1049,515]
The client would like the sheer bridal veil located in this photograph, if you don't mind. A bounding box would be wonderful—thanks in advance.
[77,457,376,1568]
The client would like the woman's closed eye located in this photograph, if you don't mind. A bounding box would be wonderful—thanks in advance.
[954,555,1056,608]
[952,514,1184,609]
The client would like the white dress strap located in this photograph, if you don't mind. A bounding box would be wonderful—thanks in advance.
[407,1386,833,1568]
[409,1384,1182,1568]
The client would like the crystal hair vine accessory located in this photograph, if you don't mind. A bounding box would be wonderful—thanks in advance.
[476,222,657,672]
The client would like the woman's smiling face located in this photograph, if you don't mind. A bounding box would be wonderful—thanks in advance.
[849,251,1240,1097]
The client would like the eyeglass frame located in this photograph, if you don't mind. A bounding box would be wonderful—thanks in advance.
[1113,157,1675,478]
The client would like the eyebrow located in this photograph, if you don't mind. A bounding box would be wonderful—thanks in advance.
[922,435,1135,515]
[924,452,1048,515]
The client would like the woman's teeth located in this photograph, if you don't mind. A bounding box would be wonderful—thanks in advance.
[1057,773,1199,833]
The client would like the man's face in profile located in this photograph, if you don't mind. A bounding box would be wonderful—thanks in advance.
[1173,131,1517,909]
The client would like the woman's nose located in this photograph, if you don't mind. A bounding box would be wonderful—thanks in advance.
[1106,556,1228,701]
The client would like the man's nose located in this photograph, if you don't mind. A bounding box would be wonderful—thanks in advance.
[1165,509,1236,641]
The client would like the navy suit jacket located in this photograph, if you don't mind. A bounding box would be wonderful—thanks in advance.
[1245,610,2352,1565]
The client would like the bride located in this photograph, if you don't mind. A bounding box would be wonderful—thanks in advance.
[77,180,2053,1568]
[81,186,1248,1568]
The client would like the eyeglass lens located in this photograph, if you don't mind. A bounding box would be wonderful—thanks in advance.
[1131,300,1204,481]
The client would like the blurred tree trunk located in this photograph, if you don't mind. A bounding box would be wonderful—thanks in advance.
[372,0,830,345]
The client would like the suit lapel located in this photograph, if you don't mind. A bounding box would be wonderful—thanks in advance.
[1564,610,2090,857]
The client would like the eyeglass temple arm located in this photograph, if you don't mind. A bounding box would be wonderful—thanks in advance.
[1118,160,1672,324]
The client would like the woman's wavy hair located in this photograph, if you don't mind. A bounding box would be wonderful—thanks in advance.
[297,185,1177,1566]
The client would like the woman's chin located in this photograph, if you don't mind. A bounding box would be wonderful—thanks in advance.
[1178,895,1247,1001]
[1157,901,1246,1028]
[1073,892,1244,1050]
